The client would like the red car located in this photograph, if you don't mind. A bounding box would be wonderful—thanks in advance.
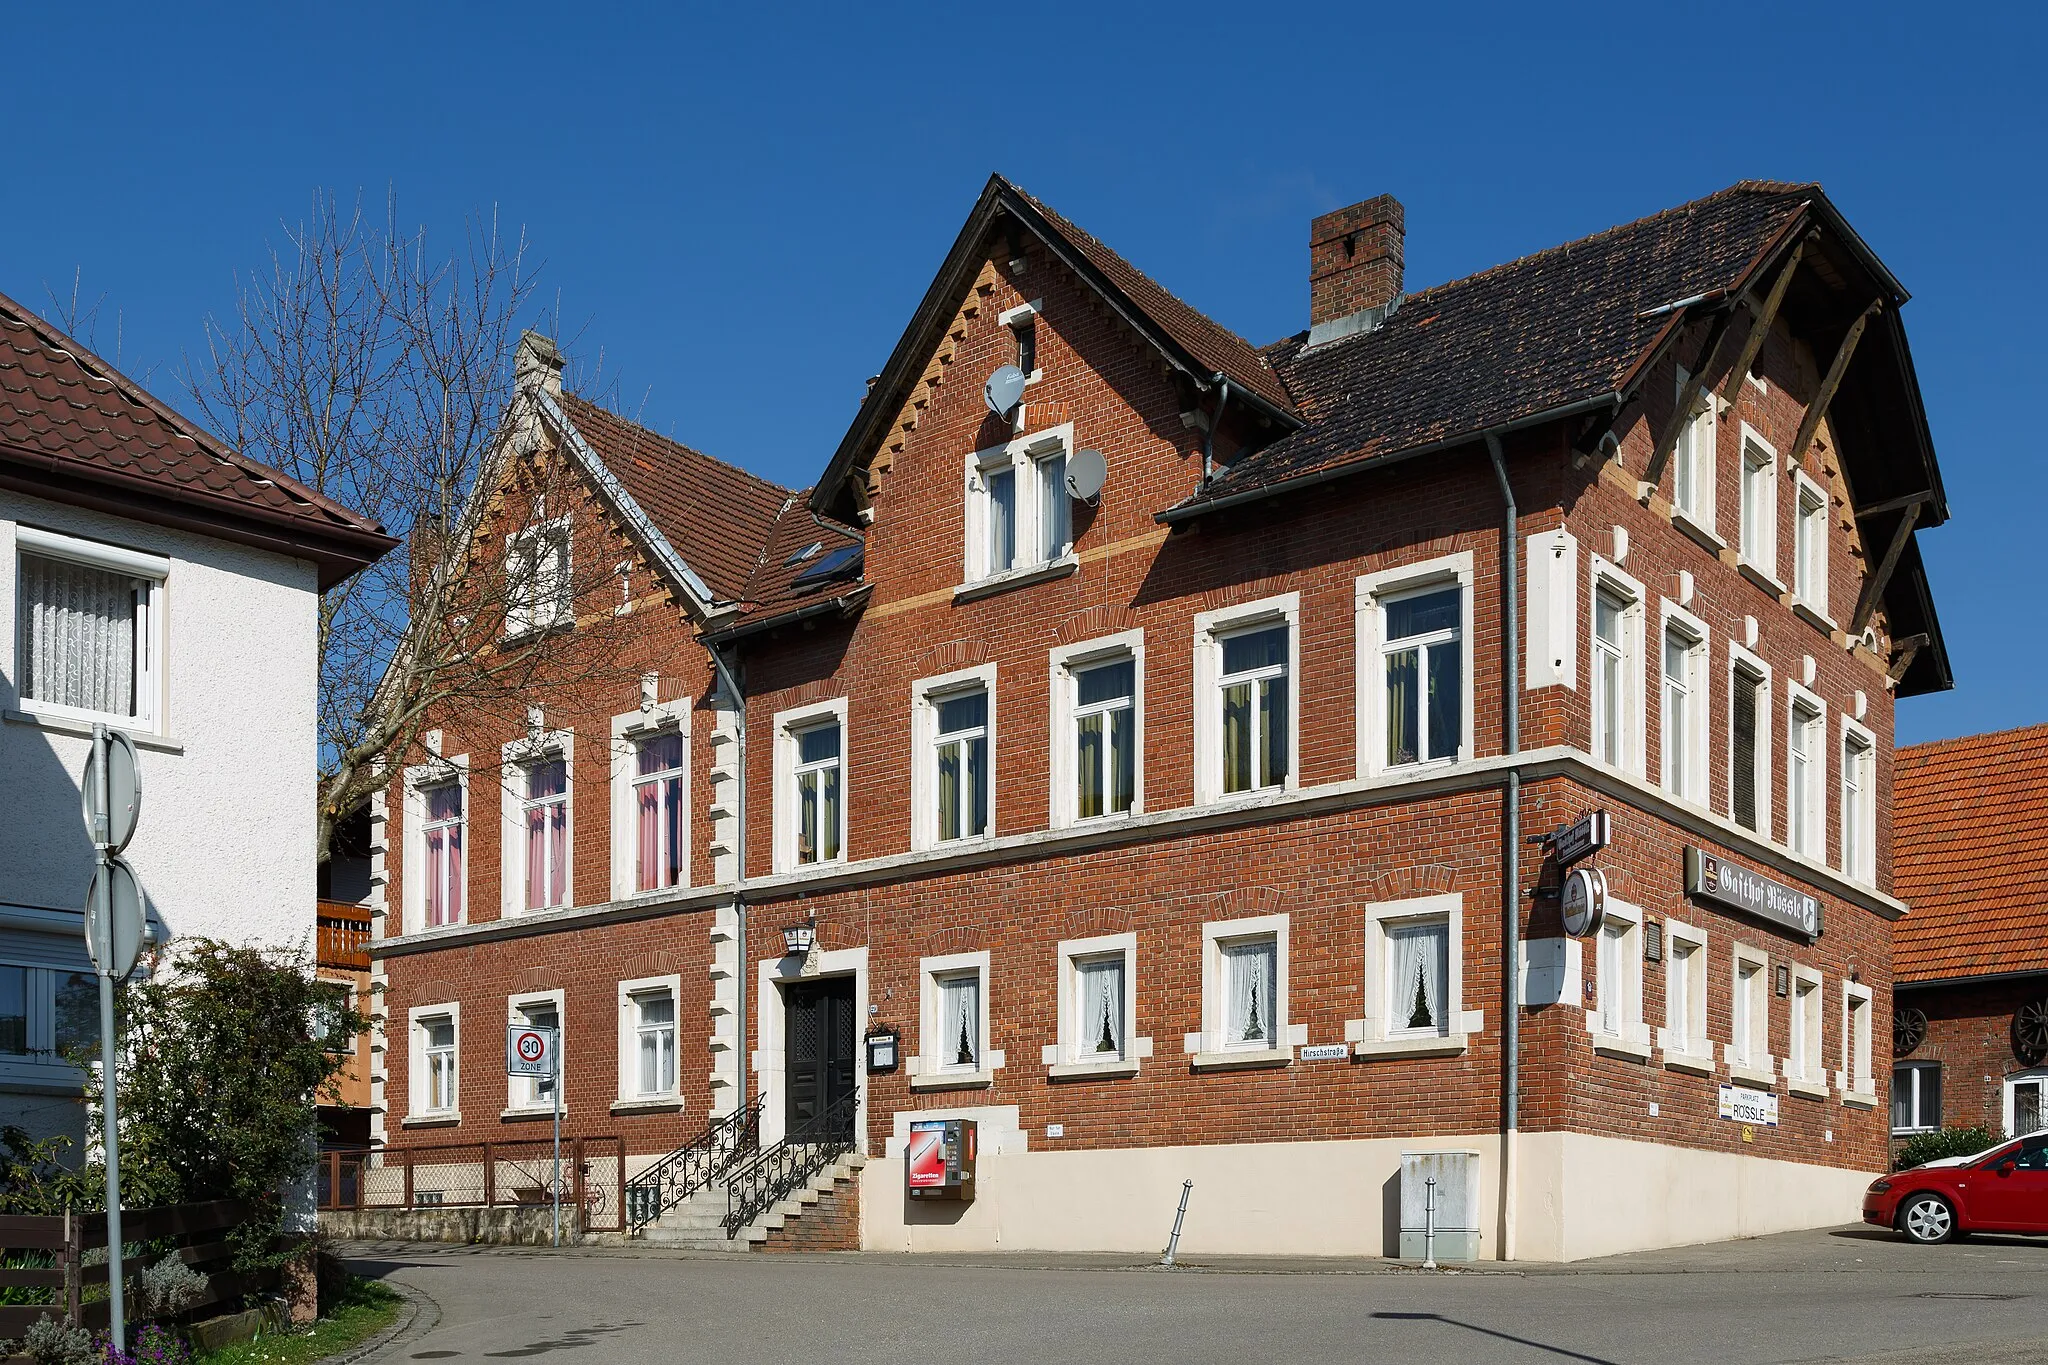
[1865,1132,2048,1243]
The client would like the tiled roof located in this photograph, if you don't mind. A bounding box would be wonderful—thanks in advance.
[557,394,792,603]
[1006,182,1297,415]
[733,495,866,622]
[1894,723,2048,983]
[0,287,393,583]
[1174,182,1814,512]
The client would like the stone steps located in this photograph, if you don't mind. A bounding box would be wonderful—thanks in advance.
[630,1151,865,1249]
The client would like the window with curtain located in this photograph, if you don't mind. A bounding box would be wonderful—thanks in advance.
[632,990,677,1096]
[423,783,465,927]
[1732,665,1764,832]
[1842,733,1873,882]
[1789,700,1822,857]
[793,721,843,863]
[1592,587,1628,767]
[1387,921,1448,1036]
[984,464,1017,575]
[1073,657,1135,819]
[934,689,989,842]
[506,521,570,636]
[19,550,156,723]
[1891,1062,1941,1134]
[1037,450,1070,562]
[516,1000,559,1106]
[1794,480,1828,607]
[2011,1077,2043,1138]
[1382,586,1462,768]
[1666,937,1700,1052]
[633,733,686,891]
[1740,439,1775,569]
[422,1015,457,1112]
[524,758,570,910]
[1662,626,1701,800]
[937,971,981,1071]
[1221,937,1278,1049]
[1073,955,1125,1059]
[1219,624,1289,794]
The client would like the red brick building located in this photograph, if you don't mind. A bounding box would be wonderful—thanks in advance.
[1891,725,2048,1148]
[370,178,1953,1260]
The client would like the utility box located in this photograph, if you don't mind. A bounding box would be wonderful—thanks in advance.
[1399,1149,1481,1261]
[906,1118,976,1202]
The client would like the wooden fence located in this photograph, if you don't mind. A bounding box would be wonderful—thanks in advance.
[0,1199,272,1338]
[318,1137,626,1233]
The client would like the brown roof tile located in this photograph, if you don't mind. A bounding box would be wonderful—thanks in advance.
[1894,723,2048,982]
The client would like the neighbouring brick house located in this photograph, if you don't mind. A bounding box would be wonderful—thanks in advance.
[372,177,1953,1261]
[1890,724,2048,1149]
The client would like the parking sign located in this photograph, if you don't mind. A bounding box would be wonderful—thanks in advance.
[507,1024,557,1077]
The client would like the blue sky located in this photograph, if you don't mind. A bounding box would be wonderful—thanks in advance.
[4,2,2039,745]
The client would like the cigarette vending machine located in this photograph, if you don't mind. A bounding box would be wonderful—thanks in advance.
[905,1118,977,1202]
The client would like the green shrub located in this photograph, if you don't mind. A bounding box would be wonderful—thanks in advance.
[1894,1125,1998,1171]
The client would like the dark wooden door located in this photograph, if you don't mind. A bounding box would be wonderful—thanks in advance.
[784,977,857,1139]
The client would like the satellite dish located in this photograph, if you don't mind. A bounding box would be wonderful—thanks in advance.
[1065,448,1107,504]
[984,365,1027,418]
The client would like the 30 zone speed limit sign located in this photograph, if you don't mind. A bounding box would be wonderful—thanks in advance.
[507,1024,558,1077]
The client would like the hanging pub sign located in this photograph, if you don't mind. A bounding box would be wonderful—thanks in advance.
[1685,848,1821,940]
[1560,866,1608,937]
[1551,810,1611,870]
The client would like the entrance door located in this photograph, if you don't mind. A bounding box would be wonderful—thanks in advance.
[784,977,857,1140]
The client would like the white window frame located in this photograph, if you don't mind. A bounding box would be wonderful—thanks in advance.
[771,697,849,872]
[0,959,102,1089]
[1658,920,1712,1073]
[13,525,169,733]
[1786,965,1827,1097]
[402,755,470,935]
[1725,943,1776,1086]
[1727,644,1774,841]
[1891,1060,1942,1135]
[1672,366,1719,536]
[1840,981,1876,1105]
[1188,912,1299,1069]
[1586,557,1646,777]
[1048,631,1145,829]
[609,702,690,900]
[1045,932,1147,1077]
[502,730,575,916]
[1786,684,1827,862]
[909,663,997,852]
[408,1001,461,1120]
[1350,893,1480,1058]
[1738,424,1779,580]
[506,988,566,1114]
[1585,897,1650,1057]
[1792,469,1831,620]
[2002,1069,2048,1139]
[1658,603,1710,806]
[504,514,572,639]
[910,950,999,1090]
[615,974,683,1107]
[962,423,1075,586]
[1356,554,1475,779]
[1840,717,1877,885]
[1194,593,1300,803]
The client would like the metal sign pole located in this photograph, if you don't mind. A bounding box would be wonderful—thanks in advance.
[92,725,126,1351]
[550,1040,562,1248]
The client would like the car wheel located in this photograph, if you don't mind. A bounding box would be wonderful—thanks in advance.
[1899,1193,1957,1244]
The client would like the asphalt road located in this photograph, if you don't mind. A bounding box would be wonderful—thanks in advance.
[340,1227,2048,1365]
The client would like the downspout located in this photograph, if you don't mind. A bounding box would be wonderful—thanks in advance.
[707,639,749,1118]
[1483,430,1521,1262]
[1202,375,1232,483]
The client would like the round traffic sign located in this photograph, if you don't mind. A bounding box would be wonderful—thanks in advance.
[517,1031,546,1062]
[81,729,142,853]
[84,855,146,978]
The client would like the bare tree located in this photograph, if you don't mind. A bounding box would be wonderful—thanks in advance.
[186,191,640,858]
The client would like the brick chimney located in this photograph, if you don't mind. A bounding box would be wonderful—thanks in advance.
[515,329,564,397]
[1309,195,1404,328]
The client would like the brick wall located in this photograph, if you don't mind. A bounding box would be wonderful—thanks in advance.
[1897,976,2048,1135]
[757,1176,861,1252]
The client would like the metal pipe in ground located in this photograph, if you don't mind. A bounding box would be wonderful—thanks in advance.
[1160,1180,1193,1266]
[1422,1175,1439,1270]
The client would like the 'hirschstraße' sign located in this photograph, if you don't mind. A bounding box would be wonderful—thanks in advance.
[1684,847,1822,940]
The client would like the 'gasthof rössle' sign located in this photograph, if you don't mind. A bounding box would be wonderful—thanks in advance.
[1684,847,1821,940]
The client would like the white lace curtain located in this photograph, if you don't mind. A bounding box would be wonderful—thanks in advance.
[21,554,135,716]
[941,973,980,1069]
[1077,958,1123,1057]
[1390,923,1446,1033]
[1224,940,1276,1046]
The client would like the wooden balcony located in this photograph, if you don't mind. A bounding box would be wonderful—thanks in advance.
[317,899,373,971]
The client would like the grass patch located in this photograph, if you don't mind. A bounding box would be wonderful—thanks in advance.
[194,1274,401,1365]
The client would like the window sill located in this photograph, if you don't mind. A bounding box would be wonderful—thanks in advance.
[1736,561,1786,600]
[1047,1059,1140,1081]
[1791,600,1837,636]
[1661,1050,1715,1077]
[610,1096,685,1114]
[499,1106,565,1122]
[1843,1089,1879,1110]
[1727,1062,1778,1090]
[1190,1047,1292,1073]
[401,1112,461,1129]
[909,1070,994,1092]
[952,553,1078,604]
[1591,1035,1655,1063]
[500,617,573,648]
[3,708,183,753]
[1351,1033,1470,1060]
[1787,1079,1829,1101]
[1672,510,1725,555]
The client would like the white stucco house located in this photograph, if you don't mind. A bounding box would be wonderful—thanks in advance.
[0,288,395,1141]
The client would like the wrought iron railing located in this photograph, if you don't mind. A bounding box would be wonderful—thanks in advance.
[722,1090,859,1239]
[624,1097,762,1229]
